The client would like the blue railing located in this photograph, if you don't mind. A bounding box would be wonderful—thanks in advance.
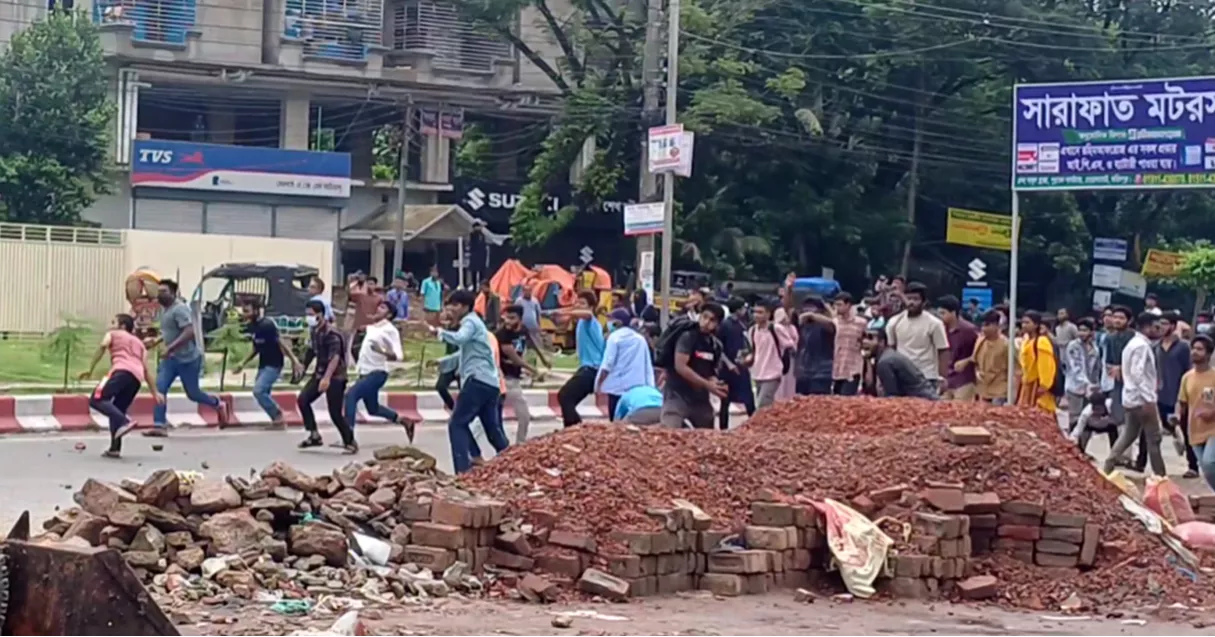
[284,0,383,63]
[93,0,197,46]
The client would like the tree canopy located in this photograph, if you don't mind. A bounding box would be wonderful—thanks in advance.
[0,11,113,226]
[458,0,1215,306]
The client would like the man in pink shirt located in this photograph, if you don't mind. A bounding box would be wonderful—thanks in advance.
[748,301,797,408]
[831,292,868,395]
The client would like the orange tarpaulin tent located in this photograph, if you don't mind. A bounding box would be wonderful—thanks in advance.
[486,259,580,310]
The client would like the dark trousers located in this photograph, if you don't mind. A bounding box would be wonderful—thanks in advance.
[90,371,141,451]
[833,376,860,396]
[558,366,598,426]
[796,377,833,395]
[608,394,620,422]
[298,376,353,445]
[436,369,460,411]
[1158,401,1199,471]
[718,386,756,430]
[1078,427,1119,455]
[449,378,509,473]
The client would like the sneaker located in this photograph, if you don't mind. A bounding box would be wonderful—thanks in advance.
[141,428,169,438]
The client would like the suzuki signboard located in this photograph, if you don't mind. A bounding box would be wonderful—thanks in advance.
[131,140,352,198]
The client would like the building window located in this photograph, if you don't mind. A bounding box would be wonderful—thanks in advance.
[93,0,198,45]
[390,0,510,73]
[284,0,385,62]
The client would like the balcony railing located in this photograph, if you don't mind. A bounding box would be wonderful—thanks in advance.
[284,0,384,63]
[390,0,510,73]
[93,0,197,46]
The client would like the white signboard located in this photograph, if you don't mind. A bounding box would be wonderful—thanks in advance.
[1091,264,1122,289]
[623,202,664,236]
[648,125,694,176]
[1118,269,1148,299]
[1092,289,1112,309]
[1093,237,1128,262]
[639,250,655,302]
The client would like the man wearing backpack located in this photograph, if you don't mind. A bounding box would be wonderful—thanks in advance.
[750,300,796,408]
[657,303,728,428]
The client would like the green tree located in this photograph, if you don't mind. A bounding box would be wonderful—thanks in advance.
[0,10,113,226]
[42,316,93,391]
[1176,244,1215,322]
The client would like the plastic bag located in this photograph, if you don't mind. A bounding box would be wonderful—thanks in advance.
[1143,476,1194,526]
[1102,470,1142,502]
[810,499,893,599]
[1172,521,1215,552]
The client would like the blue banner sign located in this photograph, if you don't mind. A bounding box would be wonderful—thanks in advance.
[962,286,993,312]
[1013,76,1215,191]
[132,140,352,198]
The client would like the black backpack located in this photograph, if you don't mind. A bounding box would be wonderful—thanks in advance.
[655,316,700,369]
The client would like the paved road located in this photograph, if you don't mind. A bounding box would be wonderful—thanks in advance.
[0,420,562,533]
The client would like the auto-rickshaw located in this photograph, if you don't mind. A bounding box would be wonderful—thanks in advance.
[190,262,318,343]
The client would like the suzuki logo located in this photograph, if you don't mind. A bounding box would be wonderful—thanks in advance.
[465,187,486,210]
[968,258,987,282]
[137,149,174,164]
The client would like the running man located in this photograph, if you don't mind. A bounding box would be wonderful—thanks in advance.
[143,279,228,436]
[81,313,162,458]
[496,304,550,443]
[297,300,355,452]
[345,300,419,442]
[556,292,607,426]
[232,299,303,429]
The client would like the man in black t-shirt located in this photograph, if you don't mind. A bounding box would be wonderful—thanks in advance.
[661,303,727,429]
[497,305,550,443]
[234,299,302,428]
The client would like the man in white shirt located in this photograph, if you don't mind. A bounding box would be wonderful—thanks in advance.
[344,302,417,442]
[1102,311,1165,476]
[885,282,950,391]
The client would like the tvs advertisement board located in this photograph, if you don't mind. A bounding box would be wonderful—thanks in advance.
[1013,76,1215,191]
[131,140,352,198]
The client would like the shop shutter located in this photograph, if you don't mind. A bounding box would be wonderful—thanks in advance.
[274,206,340,242]
[205,202,272,236]
[133,198,204,233]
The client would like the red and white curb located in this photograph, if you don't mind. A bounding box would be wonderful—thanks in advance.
[0,391,745,434]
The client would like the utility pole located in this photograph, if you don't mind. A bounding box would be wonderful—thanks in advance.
[392,104,413,277]
[636,0,663,306]
[658,0,680,327]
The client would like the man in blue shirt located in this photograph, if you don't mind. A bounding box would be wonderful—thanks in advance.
[515,285,543,347]
[614,385,663,424]
[421,266,445,325]
[385,273,410,323]
[557,291,606,426]
[427,289,509,473]
[143,279,229,436]
[596,308,655,420]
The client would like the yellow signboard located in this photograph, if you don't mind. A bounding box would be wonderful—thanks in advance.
[945,208,1012,251]
[1141,249,1184,278]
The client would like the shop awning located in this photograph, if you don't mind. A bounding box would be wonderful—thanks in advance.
[341,204,508,244]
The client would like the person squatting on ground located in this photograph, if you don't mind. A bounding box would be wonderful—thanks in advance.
[749,300,797,408]
[1176,334,1215,491]
[81,313,162,458]
[496,304,551,444]
[1069,390,1120,454]
[346,300,419,443]
[861,327,938,399]
[1103,312,1167,477]
[297,300,355,453]
[144,279,229,436]
[716,298,755,429]
[232,298,303,429]
[596,308,655,420]
[431,290,510,474]
[661,303,727,429]
[557,292,607,427]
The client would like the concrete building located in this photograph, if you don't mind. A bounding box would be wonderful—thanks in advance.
[2,0,573,283]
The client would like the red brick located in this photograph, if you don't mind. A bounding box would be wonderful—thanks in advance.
[494,531,533,556]
[517,573,559,602]
[578,568,630,600]
[742,573,770,595]
[611,530,654,555]
[1035,552,1079,567]
[992,537,1034,552]
[656,572,691,594]
[639,555,658,577]
[487,548,534,571]
[913,512,962,538]
[412,522,464,549]
[535,551,585,579]
[958,575,998,599]
[800,527,822,548]
[998,511,1043,526]
[1036,540,1080,556]
[765,550,784,572]
[963,492,1001,514]
[792,505,818,528]
[707,550,768,574]
[396,498,431,521]
[968,514,997,529]
[791,548,811,570]
[849,494,876,516]
[549,529,597,553]
[945,425,992,445]
[893,554,930,578]
[881,576,931,599]
[1080,524,1100,567]
[1000,501,1045,518]
[657,553,685,575]
[430,498,486,527]
[910,534,940,554]
[1043,511,1088,528]
[869,483,911,506]
[699,573,743,596]
[403,545,455,571]
[698,530,730,553]
[997,524,1041,541]
[939,538,964,558]
[650,532,678,554]
[605,554,641,579]
[921,488,966,513]
[744,526,789,550]
[626,576,657,597]
[750,502,795,526]
[1040,526,1084,543]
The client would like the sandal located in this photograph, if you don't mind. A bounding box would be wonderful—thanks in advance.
[342,442,359,455]
[298,435,323,449]
[101,449,121,459]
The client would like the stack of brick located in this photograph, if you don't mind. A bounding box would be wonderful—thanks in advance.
[402,495,506,573]
[992,501,1099,568]
[1190,494,1215,523]
[879,511,973,598]
[963,491,1000,554]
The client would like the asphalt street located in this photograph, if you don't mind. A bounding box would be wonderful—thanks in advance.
[0,420,562,533]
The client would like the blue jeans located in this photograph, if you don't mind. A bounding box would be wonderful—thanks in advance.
[253,366,282,420]
[345,370,398,428]
[1194,442,1215,491]
[153,356,220,427]
[449,378,508,473]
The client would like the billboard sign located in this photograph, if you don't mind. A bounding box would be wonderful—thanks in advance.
[1141,248,1185,277]
[1013,76,1215,191]
[945,207,1012,251]
[623,202,664,236]
[132,140,352,198]
[1092,237,1128,261]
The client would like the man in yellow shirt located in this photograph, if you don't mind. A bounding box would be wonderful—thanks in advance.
[1177,334,1215,491]
[969,310,1010,404]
